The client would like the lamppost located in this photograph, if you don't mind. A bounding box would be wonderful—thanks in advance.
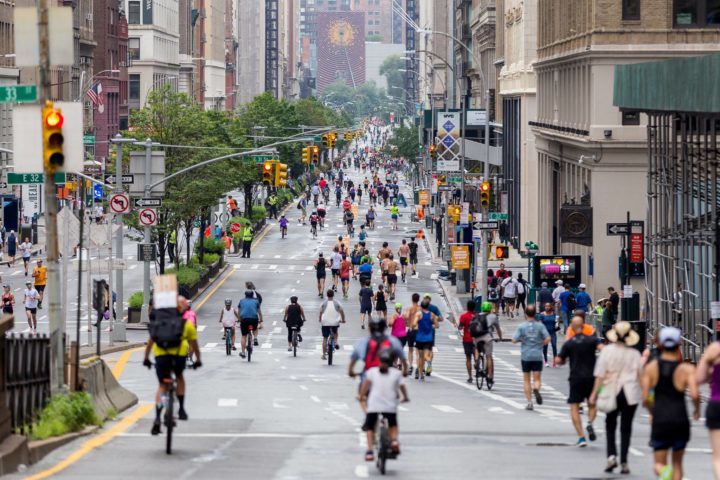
[525,240,539,298]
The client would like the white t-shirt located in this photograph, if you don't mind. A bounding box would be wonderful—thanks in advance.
[552,286,565,302]
[366,367,404,413]
[24,288,39,309]
[19,242,32,258]
[330,252,342,269]
[220,307,236,328]
[501,277,518,298]
[320,300,343,326]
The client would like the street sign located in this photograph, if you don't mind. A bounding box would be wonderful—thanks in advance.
[0,182,7,189]
[252,154,274,164]
[0,84,37,103]
[134,198,162,208]
[7,172,66,184]
[489,212,508,221]
[104,174,134,185]
[129,151,166,196]
[438,185,453,191]
[83,134,95,145]
[606,222,629,236]
[418,189,430,206]
[137,243,157,262]
[230,222,242,234]
[450,245,470,270]
[473,221,499,230]
[139,208,158,226]
[109,193,130,214]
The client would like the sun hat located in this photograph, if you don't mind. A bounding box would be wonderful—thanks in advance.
[606,321,640,347]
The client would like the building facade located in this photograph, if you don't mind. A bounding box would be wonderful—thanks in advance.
[237,0,265,104]
[315,11,366,93]
[203,0,226,109]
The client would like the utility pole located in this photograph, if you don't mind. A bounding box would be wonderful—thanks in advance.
[140,138,154,323]
[111,135,136,342]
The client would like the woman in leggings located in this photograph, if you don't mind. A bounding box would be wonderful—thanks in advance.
[697,337,720,479]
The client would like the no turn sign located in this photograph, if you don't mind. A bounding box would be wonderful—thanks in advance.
[109,193,130,214]
[139,208,158,226]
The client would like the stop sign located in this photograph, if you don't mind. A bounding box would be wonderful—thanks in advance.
[230,222,242,234]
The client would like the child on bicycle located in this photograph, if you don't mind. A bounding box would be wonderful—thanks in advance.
[219,298,238,350]
[358,348,409,461]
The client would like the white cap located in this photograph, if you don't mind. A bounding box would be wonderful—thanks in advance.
[579,283,586,289]
[555,280,563,285]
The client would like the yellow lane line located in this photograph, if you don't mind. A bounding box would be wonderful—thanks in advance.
[111,347,145,379]
[25,403,154,480]
[194,268,235,312]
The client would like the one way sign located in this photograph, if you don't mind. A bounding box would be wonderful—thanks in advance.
[134,198,162,208]
[606,223,629,236]
[104,174,135,184]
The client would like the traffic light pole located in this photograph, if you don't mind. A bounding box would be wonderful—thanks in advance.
[140,138,154,324]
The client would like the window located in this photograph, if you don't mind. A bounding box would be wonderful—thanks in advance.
[674,0,720,26]
[622,0,640,20]
[129,74,140,100]
[128,0,140,24]
[128,37,140,60]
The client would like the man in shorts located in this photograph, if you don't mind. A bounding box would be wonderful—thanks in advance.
[358,281,374,329]
[385,254,399,301]
[472,301,503,388]
[31,259,47,309]
[319,289,346,359]
[403,293,421,375]
[408,238,419,277]
[556,315,602,446]
[23,280,39,335]
[512,305,550,410]
[330,246,343,292]
[501,271,518,318]
[238,290,263,358]
[314,253,330,298]
[397,239,410,282]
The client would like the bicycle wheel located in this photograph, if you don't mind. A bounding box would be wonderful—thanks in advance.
[377,425,389,475]
[327,336,334,365]
[225,329,232,356]
[247,333,253,362]
[165,391,174,454]
[292,331,297,357]
[475,354,485,391]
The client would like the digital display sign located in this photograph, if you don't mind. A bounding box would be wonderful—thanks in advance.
[533,255,582,288]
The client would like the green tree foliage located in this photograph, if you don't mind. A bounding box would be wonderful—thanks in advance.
[379,55,405,100]
[385,126,420,160]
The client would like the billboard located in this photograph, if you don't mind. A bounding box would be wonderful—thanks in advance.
[316,12,365,93]
[533,255,582,288]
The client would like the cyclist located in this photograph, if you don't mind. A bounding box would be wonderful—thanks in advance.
[311,183,321,206]
[335,184,343,207]
[238,290,263,358]
[317,204,327,230]
[319,289,346,360]
[219,298,239,350]
[343,197,352,212]
[143,296,202,433]
[309,211,319,238]
[314,253,330,298]
[359,347,409,461]
[390,202,399,231]
[344,209,355,237]
[279,215,288,238]
[366,206,376,229]
[472,301,503,388]
[283,296,306,351]
[349,317,408,380]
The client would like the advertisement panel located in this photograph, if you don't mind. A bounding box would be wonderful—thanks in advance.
[533,255,582,288]
[451,244,470,270]
[436,112,460,171]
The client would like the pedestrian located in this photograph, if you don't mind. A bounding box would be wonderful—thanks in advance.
[6,231,16,267]
[555,315,602,447]
[512,305,550,410]
[589,321,643,475]
[227,195,239,217]
[495,263,508,279]
[374,284,387,320]
[1,284,14,316]
[575,283,593,313]
[673,283,683,326]
[601,298,615,339]
[499,220,509,244]
[552,279,565,306]
[421,293,444,376]
[696,336,720,479]
[390,302,407,348]
[501,271,518,318]
[23,280,39,335]
[94,201,104,224]
[241,224,253,258]
[456,300,479,384]
[267,192,278,219]
[516,273,528,313]
[314,253,330,298]
[538,302,558,367]
[487,277,500,314]
[558,286,575,334]
[536,281,554,312]
[19,237,32,276]
[31,259,47,309]
[642,327,699,480]
[358,280,374,330]
[339,254,351,299]
[608,286,620,322]
[168,229,177,264]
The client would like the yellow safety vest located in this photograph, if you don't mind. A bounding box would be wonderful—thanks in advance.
[243,227,253,241]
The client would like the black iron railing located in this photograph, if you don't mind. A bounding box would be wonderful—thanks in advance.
[6,334,51,433]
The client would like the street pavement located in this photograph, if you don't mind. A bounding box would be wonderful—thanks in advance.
[13,149,716,479]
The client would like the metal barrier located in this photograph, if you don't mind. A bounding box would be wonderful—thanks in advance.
[5,334,51,433]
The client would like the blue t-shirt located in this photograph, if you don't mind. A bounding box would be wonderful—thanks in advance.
[537,313,556,332]
[238,298,259,319]
[428,303,442,318]
[559,290,574,313]
[359,263,372,275]
[415,311,434,342]
[512,320,550,362]
[575,292,592,311]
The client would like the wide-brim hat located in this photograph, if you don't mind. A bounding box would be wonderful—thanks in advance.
[606,321,640,347]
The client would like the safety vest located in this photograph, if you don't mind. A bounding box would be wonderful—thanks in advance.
[268,196,277,206]
[243,227,253,241]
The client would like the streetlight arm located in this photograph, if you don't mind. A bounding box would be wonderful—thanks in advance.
[418,30,486,88]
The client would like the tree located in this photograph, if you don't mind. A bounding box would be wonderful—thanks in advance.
[379,55,405,99]
[385,126,420,160]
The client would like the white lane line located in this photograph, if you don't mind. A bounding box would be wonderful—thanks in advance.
[273,399,289,409]
[269,265,277,270]
[196,325,206,332]
[204,342,218,349]
[310,395,321,403]
[272,320,277,326]
[233,264,242,270]
[448,334,458,340]
[398,405,409,412]
[488,406,514,415]
[274,255,281,259]
[273,327,281,333]
[251,264,259,270]
[218,398,238,407]
[299,385,309,391]
[305,266,313,270]
[432,405,461,414]
[433,372,528,410]
[354,465,369,478]
[629,447,644,457]
[261,343,272,349]
[120,433,303,438]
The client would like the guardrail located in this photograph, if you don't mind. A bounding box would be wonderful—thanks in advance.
[5,333,51,433]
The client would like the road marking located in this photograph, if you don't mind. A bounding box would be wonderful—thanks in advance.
[448,334,458,340]
[261,343,272,349]
[398,405,409,412]
[433,372,528,410]
[111,347,144,379]
[269,265,277,270]
[629,447,644,457]
[119,432,302,438]
[26,403,154,480]
[489,406,514,415]
[251,264,259,270]
[310,395,321,403]
[204,342,218,349]
[432,404,461,413]
[299,385,308,391]
[272,320,277,326]
[196,325,206,332]
[218,398,238,407]
[354,465,369,478]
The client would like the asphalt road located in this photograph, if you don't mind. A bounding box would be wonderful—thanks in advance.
[14,144,716,479]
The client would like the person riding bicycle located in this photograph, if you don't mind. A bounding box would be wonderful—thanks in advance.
[348,316,408,380]
[309,211,319,236]
[359,347,409,462]
[143,295,202,434]
[317,205,327,229]
[279,215,288,237]
[283,296,306,351]
[344,209,355,235]
[311,183,321,206]
[335,185,343,206]
[219,298,239,350]
[238,290,263,358]
[343,197,352,212]
[319,289,346,360]
[471,301,503,388]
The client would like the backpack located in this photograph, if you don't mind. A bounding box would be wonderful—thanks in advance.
[468,313,490,338]
[517,281,525,295]
[364,335,393,370]
[566,292,576,311]
[149,308,186,349]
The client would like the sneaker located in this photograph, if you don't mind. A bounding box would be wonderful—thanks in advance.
[533,388,543,405]
[620,463,630,475]
[239,352,246,358]
[361,324,365,329]
[586,423,596,442]
[232,346,237,351]
[604,455,618,473]
[321,355,327,360]
[390,440,400,454]
[525,402,533,411]
[365,450,374,462]
[335,343,340,350]
[576,437,587,447]
[151,421,161,435]
[408,366,413,375]
[253,338,259,346]
[466,377,472,384]
[298,334,303,342]
[659,465,673,480]
[178,409,188,421]
[487,378,494,389]
[552,361,557,368]
[545,362,550,368]
[288,347,292,352]
[414,370,419,380]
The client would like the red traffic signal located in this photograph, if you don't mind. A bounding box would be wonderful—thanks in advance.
[45,109,64,128]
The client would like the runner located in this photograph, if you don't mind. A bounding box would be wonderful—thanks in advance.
[31,259,47,309]
[19,237,32,276]
[538,302,558,367]
[411,297,439,381]
[512,305,550,410]
[386,254,399,301]
[390,303,407,348]
[358,280,374,329]
[314,253,330,298]
[696,334,720,479]
[403,294,421,375]
[390,202,399,230]
[23,280,39,335]
[422,293,444,375]
[1,284,14,316]
[501,272,518,319]
[339,254,352,299]
[330,246,343,292]
[456,300,478,384]
[374,284,388,321]
[408,237,419,277]
[398,240,409,282]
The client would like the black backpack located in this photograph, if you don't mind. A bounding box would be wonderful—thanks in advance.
[149,308,186,349]
[469,313,490,338]
[566,292,577,311]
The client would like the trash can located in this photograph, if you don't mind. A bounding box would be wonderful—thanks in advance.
[450,271,457,286]
[629,320,647,352]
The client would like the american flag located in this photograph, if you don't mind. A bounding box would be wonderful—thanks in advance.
[86,82,103,108]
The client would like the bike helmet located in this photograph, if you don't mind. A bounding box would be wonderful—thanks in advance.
[481,301,492,313]
[369,316,387,334]
[378,347,395,365]
[224,298,232,306]
[290,296,298,304]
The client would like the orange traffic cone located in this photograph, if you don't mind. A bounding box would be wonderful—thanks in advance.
[417,229,424,240]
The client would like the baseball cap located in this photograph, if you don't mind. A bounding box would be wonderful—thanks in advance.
[395,302,402,310]
[555,280,564,285]
[423,293,432,299]
[579,283,586,289]
[541,282,548,287]
[659,327,682,349]
[25,280,31,285]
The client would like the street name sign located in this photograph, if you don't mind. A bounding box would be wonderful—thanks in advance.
[104,174,134,184]
[8,172,66,184]
[606,223,629,236]
[489,212,508,221]
[134,198,163,208]
[473,221,499,230]
[0,85,37,103]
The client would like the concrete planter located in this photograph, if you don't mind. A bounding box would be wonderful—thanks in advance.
[127,307,141,324]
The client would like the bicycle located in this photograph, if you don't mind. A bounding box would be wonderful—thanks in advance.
[347,223,354,237]
[327,331,335,365]
[290,326,300,357]
[311,223,318,239]
[474,341,492,391]
[246,325,254,362]
[374,414,397,475]
[224,326,233,356]
[281,225,287,239]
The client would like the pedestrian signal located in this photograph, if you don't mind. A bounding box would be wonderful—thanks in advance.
[495,245,509,259]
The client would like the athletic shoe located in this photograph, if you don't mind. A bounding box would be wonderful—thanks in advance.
[232,346,237,351]
[239,352,246,358]
[151,421,161,435]
[620,463,630,474]
[659,465,673,480]
[414,370,419,380]
[253,338,259,346]
[586,423,596,441]
[466,377,472,384]
[533,388,543,405]
[604,455,618,473]
[576,437,587,447]
[365,450,374,462]
[178,409,188,421]
[525,402,533,411]
[288,347,292,351]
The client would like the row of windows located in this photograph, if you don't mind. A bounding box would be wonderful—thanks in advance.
[128,0,178,32]
[621,0,720,26]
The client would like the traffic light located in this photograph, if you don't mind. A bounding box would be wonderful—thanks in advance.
[322,134,329,148]
[495,245,509,259]
[301,147,311,164]
[275,163,288,187]
[42,102,65,173]
[429,144,437,158]
[329,132,337,148]
[262,161,274,186]
[311,145,320,163]
[448,204,461,222]
[437,175,446,186]
[344,132,352,141]
[480,181,491,208]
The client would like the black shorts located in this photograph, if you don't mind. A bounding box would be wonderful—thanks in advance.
[362,412,398,431]
[387,274,398,285]
[35,285,45,293]
[22,257,29,265]
[316,273,326,280]
[462,342,475,358]
[240,318,259,336]
[25,307,37,314]
[521,360,543,373]
[361,305,372,314]
[706,401,720,429]
[567,377,595,404]
[321,325,339,337]
[409,255,418,265]
[650,438,688,452]
[155,355,186,383]
[415,341,432,351]
[399,257,408,266]
[406,330,417,348]
[331,268,339,277]
[398,336,408,347]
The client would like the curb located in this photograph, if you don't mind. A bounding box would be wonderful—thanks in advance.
[79,341,146,359]
[27,425,100,466]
